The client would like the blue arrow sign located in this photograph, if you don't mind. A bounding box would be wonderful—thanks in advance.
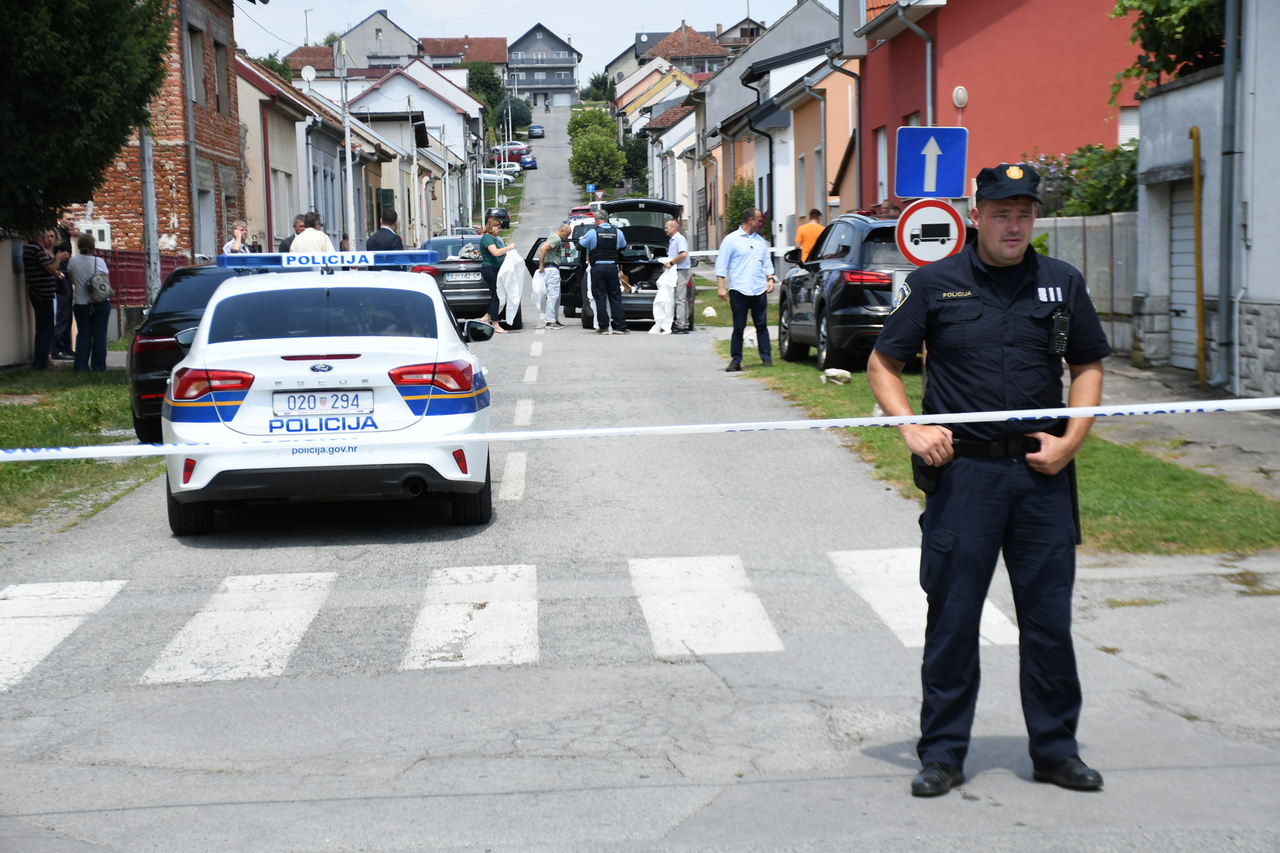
[586,184,595,193]
[895,127,968,199]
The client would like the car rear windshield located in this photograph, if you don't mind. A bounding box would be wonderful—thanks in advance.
[861,228,911,267]
[151,268,236,315]
[608,209,667,231]
[208,287,438,343]
[426,238,479,257]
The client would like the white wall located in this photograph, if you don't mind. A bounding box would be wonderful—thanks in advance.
[1241,0,1280,304]
[1,239,34,368]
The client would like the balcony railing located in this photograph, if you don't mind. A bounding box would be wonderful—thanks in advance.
[507,56,577,66]
[509,78,578,88]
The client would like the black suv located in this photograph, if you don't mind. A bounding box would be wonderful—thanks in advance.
[523,198,683,327]
[777,214,972,370]
[484,207,510,229]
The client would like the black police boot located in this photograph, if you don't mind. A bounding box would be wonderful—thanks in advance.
[1033,756,1103,791]
[911,763,965,797]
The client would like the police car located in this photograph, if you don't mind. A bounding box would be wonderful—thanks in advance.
[162,250,495,536]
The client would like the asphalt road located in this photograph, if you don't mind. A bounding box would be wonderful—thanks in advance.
[1,106,1278,853]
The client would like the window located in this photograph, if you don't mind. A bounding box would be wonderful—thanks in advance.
[822,223,855,259]
[906,112,921,127]
[814,146,824,215]
[214,40,230,116]
[374,27,383,40]
[187,28,206,106]
[511,51,523,60]
[516,72,526,80]
[616,71,623,81]
[1119,106,1140,145]
[534,71,546,81]
[537,31,543,38]
[534,51,545,60]
[875,127,888,204]
[555,71,570,80]
[555,50,565,58]
[208,288,439,343]
[797,154,806,213]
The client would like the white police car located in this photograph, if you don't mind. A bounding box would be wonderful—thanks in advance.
[162,251,495,535]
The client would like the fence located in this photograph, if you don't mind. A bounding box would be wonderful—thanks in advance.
[98,250,187,307]
[1032,212,1135,355]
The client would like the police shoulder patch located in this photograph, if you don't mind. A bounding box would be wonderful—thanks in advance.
[891,281,911,313]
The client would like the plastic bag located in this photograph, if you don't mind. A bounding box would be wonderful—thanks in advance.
[649,263,677,334]
[584,266,598,330]
[531,270,547,316]
[496,250,527,325]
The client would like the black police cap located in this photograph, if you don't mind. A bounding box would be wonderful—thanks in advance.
[975,163,1041,202]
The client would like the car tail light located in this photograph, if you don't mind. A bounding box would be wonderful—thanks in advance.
[843,270,893,285]
[133,334,179,353]
[452,449,468,474]
[412,265,439,276]
[280,354,361,361]
[182,458,196,484]
[171,368,255,400]
[389,361,474,393]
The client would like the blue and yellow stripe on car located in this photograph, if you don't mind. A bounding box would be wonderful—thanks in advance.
[396,374,490,416]
[163,392,247,423]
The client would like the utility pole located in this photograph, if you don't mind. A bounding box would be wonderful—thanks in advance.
[139,114,160,304]
[409,97,421,247]
[340,40,356,250]
[304,8,313,45]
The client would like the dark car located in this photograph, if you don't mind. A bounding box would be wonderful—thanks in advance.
[528,124,545,138]
[127,264,258,442]
[417,235,522,329]
[777,214,974,370]
[524,198,683,328]
[520,154,537,170]
[484,207,510,229]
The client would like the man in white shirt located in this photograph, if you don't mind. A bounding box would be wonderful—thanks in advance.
[289,212,336,255]
[714,207,776,371]
[662,219,693,333]
[222,220,249,254]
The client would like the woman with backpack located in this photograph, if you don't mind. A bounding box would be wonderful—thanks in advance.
[67,233,112,372]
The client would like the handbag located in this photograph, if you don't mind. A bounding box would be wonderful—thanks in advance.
[88,259,112,304]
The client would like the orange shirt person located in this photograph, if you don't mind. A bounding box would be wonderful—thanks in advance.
[795,209,825,261]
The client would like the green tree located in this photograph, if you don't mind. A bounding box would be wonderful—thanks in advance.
[505,96,532,130]
[1110,0,1224,104]
[725,177,756,235]
[569,133,626,189]
[323,31,341,47]
[567,108,615,140]
[622,137,648,181]
[1,0,172,234]
[462,61,505,110]
[1058,144,1139,216]
[257,51,293,81]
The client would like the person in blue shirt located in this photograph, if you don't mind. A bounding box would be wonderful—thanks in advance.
[714,207,776,370]
[868,164,1111,799]
[577,210,629,334]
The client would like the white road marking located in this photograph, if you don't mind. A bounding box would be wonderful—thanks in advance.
[535,328,545,335]
[523,365,538,383]
[0,581,127,691]
[498,451,527,501]
[140,573,336,684]
[530,342,543,357]
[628,556,785,656]
[829,549,1019,648]
[514,398,534,426]
[402,564,538,669]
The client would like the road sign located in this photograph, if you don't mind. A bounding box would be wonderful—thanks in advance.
[586,184,595,193]
[894,127,968,199]
[594,190,605,200]
[895,198,966,267]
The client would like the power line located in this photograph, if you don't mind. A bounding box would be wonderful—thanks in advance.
[234,2,304,51]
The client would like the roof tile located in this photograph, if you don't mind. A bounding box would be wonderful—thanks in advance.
[644,24,729,61]
[419,37,509,65]
[285,45,334,72]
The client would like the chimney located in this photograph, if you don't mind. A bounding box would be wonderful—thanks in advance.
[716,24,723,37]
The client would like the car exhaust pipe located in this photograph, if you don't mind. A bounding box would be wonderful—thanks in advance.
[404,478,426,497]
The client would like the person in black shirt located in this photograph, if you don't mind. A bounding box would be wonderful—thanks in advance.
[52,210,78,358]
[278,215,305,253]
[365,208,405,251]
[868,164,1111,798]
[24,230,69,370]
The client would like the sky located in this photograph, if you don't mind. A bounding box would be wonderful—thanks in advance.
[232,0,833,80]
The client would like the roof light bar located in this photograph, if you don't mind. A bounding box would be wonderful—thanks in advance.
[215,250,440,269]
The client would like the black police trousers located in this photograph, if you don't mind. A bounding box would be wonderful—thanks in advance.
[590,263,627,331]
[917,454,1081,772]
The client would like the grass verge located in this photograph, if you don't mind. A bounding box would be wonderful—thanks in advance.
[714,339,1280,555]
[0,369,163,528]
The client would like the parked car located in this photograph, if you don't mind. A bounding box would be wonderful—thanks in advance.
[476,169,515,187]
[527,124,545,138]
[128,264,274,443]
[525,198,683,328]
[451,225,482,236]
[494,162,523,178]
[417,235,522,329]
[520,154,537,170]
[490,143,530,164]
[569,206,594,218]
[484,207,511,229]
[776,214,973,370]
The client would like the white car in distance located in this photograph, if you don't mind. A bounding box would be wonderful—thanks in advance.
[162,253,496,535]
[476,169,515,187]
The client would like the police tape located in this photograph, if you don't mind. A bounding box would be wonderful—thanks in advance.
[2,397,1278,463]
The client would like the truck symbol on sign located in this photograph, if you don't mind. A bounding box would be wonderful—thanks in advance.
[910,223,951,245]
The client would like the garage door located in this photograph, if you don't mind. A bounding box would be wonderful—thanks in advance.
[1169,180,1198,370]
[553,93,572,107]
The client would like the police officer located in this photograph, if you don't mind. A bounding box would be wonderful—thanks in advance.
[867,164,1112,797]
[577,209,629,335]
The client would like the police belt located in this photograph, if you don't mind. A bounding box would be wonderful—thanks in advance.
[951,435,1044,458]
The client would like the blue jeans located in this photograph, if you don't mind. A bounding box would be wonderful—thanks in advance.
[591,264,626,331]
[73,301,111,371]
[729,290,771,362]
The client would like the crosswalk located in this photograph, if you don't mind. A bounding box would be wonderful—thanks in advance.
[0,550,1021,691]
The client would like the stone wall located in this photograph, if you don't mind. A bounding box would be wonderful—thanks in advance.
[1239,301,1280,396]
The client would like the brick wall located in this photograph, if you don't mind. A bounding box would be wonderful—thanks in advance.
[74,0,244,263]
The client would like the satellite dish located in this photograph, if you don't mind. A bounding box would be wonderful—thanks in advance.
[300,65,316,83]
[640,34,648,42]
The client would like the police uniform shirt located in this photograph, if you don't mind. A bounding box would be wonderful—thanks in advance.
[875,244,1112,442]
